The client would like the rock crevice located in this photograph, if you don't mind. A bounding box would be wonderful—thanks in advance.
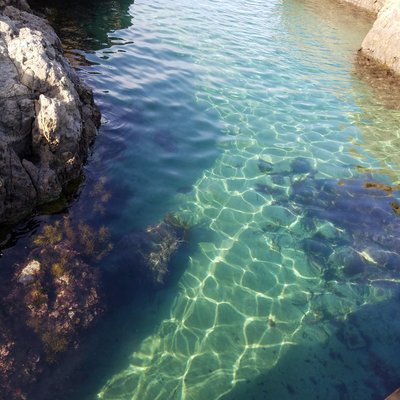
[0,0,100,224]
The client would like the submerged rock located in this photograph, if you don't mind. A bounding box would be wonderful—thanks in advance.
[254,182,284,196]
[339,321,367,350]
[302,237,333,268]
[0,240,103,399]
[0,0,100,224]
[14,243,103,355]
[110,220,185,287]
[386,388,400,400]
[290,157,312,174]
[17,259,41,285]
[257,158,273,173]
[289,176,400,283]
[329,247,367,277]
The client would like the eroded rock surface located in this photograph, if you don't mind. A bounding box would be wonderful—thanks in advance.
[360,0,400,75]
[0,0,100,224]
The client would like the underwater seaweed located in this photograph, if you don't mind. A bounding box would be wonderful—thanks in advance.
[33,217,113,262]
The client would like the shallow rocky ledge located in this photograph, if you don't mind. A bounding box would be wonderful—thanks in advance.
[0,0,100,225]
[341,0,400,75]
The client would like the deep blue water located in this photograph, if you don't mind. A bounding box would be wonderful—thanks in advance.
[6,0,400,398]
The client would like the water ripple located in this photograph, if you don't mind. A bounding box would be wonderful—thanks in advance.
[66,0,400,398]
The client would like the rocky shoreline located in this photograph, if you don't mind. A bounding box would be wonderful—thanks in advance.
[1,0,396,229]
[360,0,400,75]
[0,2,193,399]
[0,0,100,225]
[0,0,397,231]
[341,0,400,75]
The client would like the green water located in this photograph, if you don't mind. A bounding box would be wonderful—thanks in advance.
[21,0,400,398]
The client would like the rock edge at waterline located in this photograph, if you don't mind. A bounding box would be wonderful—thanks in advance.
[339,0,400,76]
[360,0,400,75]
[0,0,100,225]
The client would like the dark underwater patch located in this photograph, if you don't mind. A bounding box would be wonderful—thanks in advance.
[257,159,273,174]
[290,157,312,174]
[287,175,400,284]
[154,131,178,152]
[302,237,333,266]
[255,183,285,197]
[177,186,193,194]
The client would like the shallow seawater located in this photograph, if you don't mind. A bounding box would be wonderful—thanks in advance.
[8,0,400,398]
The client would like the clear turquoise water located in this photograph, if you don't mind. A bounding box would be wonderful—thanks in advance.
[23,0,400,398]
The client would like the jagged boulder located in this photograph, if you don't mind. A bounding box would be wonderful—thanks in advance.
[0,0,100,224]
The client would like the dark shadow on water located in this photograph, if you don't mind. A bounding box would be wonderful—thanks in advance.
[29,0,134,59]
[0,217,41,255]
[223,291,400,400]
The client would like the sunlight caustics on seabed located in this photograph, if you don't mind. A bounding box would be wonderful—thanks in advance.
[75,0,400,398]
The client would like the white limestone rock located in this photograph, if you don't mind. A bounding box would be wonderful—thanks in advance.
[0,1,100,223]
[361,0,400,74]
